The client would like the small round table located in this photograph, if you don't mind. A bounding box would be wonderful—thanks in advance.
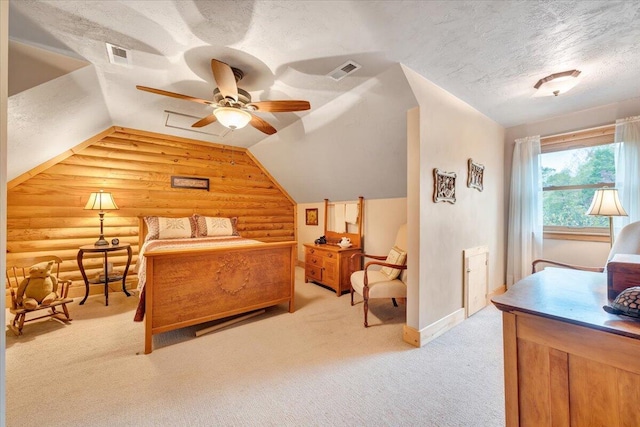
[77,243,132,306]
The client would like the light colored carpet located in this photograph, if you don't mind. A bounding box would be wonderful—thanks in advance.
[5,267,504,426]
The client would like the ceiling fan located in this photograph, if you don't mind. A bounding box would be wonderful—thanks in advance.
[137,59,311,135]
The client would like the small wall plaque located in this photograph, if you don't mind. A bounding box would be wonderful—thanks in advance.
[171,176,209,190]
[433,168,456,204]
[467,159,485,192]
[306,208,318,225]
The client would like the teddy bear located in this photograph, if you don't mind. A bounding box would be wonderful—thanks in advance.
[16,260,59,310]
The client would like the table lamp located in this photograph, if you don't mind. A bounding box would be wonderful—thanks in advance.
[586,187,627,247]
[84,190,118,246]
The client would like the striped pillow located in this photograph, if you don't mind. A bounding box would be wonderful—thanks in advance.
[194,215,239,237]
[144,216,197,241]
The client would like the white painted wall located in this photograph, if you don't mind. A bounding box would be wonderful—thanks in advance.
[504,97,640,267]
[1,0,8,422]
[296,198,407,262]
[250,64,416,203]
[402,65,506,330]
[8,40,89,96]
[7,65,112,180]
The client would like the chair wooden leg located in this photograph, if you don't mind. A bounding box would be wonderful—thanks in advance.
[364,296,369,327]
[61,303,72,321]
[392,298,398,307]
[9,314,22,336]
[350,286,355,306]
[17,313,26,335]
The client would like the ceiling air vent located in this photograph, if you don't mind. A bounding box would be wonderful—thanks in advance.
[106,42,131,67]
[327,60,361,81]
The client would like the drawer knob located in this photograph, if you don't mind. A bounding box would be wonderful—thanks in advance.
[327,253,333,258]
[312,259,317,264]
[310,249,315,254]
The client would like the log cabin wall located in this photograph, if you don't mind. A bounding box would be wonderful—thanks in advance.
[6,127,296,302]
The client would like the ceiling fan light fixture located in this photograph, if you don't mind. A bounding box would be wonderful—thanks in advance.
[214,107,251,130]
[533,69,581,97]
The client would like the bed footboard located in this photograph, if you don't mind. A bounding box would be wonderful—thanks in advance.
[143,241,296,353]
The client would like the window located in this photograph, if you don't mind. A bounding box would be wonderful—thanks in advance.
[541,125,616,240]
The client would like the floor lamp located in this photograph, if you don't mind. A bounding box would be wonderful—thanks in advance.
[586,187,627,247]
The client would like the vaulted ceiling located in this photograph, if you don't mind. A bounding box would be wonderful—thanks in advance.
[7,1,640,196]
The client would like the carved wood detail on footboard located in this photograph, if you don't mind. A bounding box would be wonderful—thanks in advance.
[144,241,296,353]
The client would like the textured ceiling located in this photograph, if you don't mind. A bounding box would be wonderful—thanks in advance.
[8,0,640,147]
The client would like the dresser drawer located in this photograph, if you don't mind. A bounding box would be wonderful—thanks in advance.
[305,264,323,281]
[306,253,323,267]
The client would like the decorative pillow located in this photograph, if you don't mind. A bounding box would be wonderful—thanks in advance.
[195,215,239,237]
[144,216,197,241]
[380,246,407,280]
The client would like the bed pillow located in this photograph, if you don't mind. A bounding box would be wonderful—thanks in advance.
[380,246,407,280]
[195,215,239,237]
[144,216,197,241]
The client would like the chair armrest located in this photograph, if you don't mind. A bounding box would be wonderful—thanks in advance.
[58,279,73,299]
[364,260,408,271]
[532,259,604,274]
[8,286,18,310]
[349,252,386,273]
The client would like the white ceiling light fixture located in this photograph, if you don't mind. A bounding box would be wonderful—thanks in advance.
[214,107,252,130]
[533,69,581,97]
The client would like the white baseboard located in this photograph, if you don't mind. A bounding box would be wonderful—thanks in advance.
[402,308,466,347]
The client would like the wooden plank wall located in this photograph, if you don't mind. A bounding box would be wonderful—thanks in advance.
[6,127,296,301]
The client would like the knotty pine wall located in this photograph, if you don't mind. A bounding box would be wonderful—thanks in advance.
[6,127,296,301]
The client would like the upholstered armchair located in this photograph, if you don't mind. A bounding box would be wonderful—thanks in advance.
[532,221,640,273]
[350,223,407,327]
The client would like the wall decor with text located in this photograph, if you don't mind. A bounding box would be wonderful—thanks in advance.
[171,176,210,190]
[467,159,485,192]
[433,168,456,204]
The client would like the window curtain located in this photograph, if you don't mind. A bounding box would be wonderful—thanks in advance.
[506,135,542,287]
[614,116,640,235]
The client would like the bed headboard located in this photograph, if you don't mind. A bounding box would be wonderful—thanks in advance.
[138,216,147,250]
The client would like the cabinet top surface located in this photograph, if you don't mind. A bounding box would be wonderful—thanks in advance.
[303,242,360,252]
[79,243,130,252]
[492,267,640,340]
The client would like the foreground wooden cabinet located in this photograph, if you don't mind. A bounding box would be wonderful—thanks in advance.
[304,244,360,296]
[493,268,640,427]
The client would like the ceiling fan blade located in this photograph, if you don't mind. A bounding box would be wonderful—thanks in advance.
[136,85,213,105]
[250,115,277,135]
[192,114,217,128]
[248,100,311,112]
[211,59,238,102]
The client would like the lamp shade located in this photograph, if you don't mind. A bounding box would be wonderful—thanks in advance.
[84,190,118,211]
[586,187,627,217]
[214,107,252,130]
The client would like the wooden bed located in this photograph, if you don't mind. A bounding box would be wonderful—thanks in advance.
[137,217,296,354]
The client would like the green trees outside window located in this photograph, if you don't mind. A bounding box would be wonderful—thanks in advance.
[541,144,616,229]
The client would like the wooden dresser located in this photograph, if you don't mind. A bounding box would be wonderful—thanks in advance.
[303,243,361,296]
[492,268,640,427]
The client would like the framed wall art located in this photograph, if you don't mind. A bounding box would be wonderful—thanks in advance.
[171,176,210,190]
[305,208,319,226]
[433,168,457,204]
[467,159,484,192]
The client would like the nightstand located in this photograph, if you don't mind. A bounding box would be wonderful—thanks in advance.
[77,243,132,306]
